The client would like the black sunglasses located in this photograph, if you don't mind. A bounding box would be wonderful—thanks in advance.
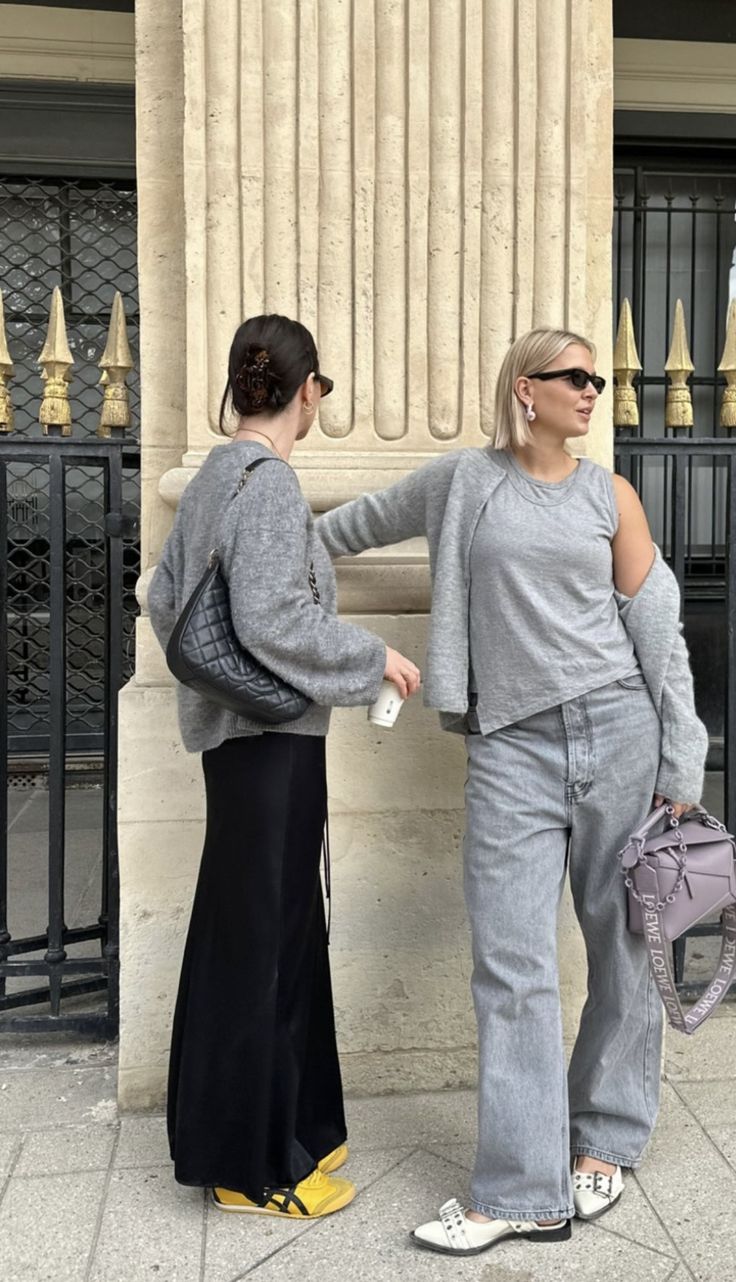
[526,367,606,395]
[315,372,334,397]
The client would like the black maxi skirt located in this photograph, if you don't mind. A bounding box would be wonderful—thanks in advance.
[166,733,346,1197]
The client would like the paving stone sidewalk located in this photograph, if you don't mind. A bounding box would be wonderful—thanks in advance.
[3,780,736,1279]
[0,1012,735,1282]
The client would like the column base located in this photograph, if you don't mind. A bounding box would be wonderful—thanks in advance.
[117,615,587,1111]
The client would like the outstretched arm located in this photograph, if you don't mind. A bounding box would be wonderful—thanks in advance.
[315,454,452,557]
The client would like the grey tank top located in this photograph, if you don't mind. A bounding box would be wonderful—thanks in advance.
[468,449,639,734]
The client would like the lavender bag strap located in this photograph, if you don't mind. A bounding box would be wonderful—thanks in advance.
[621,800,736,1034]
[631,861,736,1035]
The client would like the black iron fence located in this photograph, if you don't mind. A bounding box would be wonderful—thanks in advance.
[0,431,731,1025]
[0,437,137,1034]
[1,173,141,757]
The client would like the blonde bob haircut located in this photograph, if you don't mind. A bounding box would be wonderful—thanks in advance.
[492,328,596,450]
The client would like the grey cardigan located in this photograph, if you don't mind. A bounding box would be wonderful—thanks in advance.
[148,440,386,752]
[316,446,709,803]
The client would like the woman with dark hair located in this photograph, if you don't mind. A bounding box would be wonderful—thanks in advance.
[148,314,420,1219]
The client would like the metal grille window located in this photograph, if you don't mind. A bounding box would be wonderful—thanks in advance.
[0,175,140,754]
[614,155,736,439]
[0,176,139,439]
[6,455,139,754]
[613,135,736,995]
[613,151,736,580]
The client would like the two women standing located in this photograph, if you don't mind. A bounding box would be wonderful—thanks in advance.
[149,315,707,1256]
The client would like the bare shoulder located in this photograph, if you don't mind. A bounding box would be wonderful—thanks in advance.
[610,471,646,505]
[610,471,645,514]
[609,470,654,594]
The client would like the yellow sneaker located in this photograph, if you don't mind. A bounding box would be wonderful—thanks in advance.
[212,1168,356,1218]
[318,1143,348,1175]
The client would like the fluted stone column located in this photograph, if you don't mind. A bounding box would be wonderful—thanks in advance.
[118,0,613,1109]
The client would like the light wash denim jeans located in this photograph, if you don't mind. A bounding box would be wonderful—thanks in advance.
[463,673,663,1220]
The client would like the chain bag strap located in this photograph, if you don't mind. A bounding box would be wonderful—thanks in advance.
[618,804,736,1034]
[223,459,320,603]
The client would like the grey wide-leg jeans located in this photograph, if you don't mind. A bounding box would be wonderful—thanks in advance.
[464,674,663,1220]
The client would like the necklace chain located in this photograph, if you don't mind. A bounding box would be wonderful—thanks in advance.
[235,426,286,461]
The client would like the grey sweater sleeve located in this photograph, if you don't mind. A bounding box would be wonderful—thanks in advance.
[616,553,709,804]
[654,625,709,803]
[314,454,451,556]
[220,468,386,707]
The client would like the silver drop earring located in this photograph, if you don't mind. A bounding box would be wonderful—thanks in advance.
[525,402,536,422]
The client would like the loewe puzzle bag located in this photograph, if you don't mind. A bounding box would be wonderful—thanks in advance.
[618,803,736,1034]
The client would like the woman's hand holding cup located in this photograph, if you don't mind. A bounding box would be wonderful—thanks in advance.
[367,649,420,729]
[383,647,421,700]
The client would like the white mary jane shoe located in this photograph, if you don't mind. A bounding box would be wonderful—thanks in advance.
[410,1197,572,1256]
[572,1165,624,1221]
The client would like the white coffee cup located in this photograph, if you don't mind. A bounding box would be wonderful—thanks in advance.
[367,679,405,729]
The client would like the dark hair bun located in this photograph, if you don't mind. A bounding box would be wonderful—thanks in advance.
[220,313,321,432]
[234,346,276,412]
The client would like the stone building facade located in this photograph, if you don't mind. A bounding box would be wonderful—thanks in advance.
[3,0,733,1109]
[118,0,614,1109]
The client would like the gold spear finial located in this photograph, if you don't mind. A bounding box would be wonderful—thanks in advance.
[613,298,641,430]
[98,291,134,437]
[664,299,694,431]
[39,286,74,436]
[718,298,736,431]
[0,290,14,433]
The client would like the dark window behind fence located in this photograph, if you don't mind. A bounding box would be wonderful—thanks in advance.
[614,153,736,439]
[0,176,139,440]
[0,175,140,755]
[613,142,736,806]
[613,129,736,995]
[6,452,140,754]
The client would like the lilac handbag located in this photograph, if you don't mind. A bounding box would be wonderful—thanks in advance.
[618,804,736,1034]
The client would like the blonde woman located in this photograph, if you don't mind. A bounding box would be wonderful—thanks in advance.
[315,329,707,1256]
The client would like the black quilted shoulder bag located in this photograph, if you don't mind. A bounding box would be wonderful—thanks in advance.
[166,456,316,724]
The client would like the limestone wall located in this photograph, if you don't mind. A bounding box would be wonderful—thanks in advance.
[118,0,614,1109]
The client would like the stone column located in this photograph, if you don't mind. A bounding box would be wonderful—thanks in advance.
[118,0,613,1108]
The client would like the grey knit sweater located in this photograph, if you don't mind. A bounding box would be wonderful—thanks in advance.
[316,446,709,803]
[148,440,386,752]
